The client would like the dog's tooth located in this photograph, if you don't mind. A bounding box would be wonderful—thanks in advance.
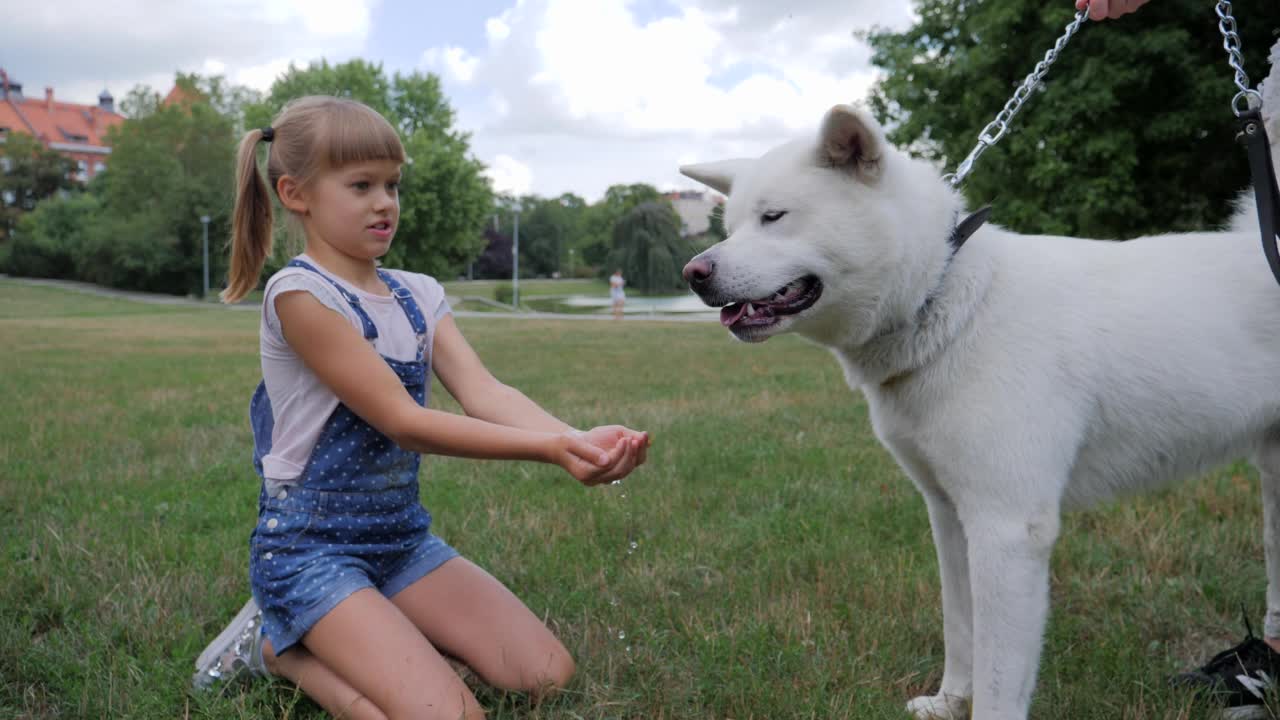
[746,303,756,317]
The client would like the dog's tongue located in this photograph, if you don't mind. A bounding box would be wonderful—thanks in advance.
[720,302,748,327]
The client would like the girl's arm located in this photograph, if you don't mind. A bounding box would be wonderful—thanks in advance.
[432,313,650,470]
[276,291,620,482]
[431,315,575,433]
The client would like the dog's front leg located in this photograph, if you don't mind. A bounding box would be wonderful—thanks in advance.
[965,503,1060,720]
[906,489,973,720]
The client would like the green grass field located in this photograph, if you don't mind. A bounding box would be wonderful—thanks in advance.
[0,279,1271,719]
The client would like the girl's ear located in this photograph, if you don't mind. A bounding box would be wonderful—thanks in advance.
[276,175,309,215]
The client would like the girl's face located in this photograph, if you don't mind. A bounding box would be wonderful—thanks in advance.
[290,159,402,261]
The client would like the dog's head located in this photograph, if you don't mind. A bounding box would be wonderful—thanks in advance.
[681,104,952,346]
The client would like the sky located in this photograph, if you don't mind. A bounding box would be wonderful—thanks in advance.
[3,0,915,202]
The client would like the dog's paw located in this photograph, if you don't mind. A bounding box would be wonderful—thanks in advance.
[905,693,970,720]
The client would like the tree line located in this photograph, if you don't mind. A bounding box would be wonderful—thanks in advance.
[6,0,1276,297]
[0,60,712,296]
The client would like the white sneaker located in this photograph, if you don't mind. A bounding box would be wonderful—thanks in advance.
[192,597,268,690]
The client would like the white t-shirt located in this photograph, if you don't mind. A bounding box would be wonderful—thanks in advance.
[609,274,625,300]
[258,255,451,486]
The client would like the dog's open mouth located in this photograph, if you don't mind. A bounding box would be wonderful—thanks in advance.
[720,275,823,329]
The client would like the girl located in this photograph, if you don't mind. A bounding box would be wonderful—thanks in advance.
[195,96,649,719]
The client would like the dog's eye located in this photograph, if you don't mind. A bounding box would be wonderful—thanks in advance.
[761,210,787,224]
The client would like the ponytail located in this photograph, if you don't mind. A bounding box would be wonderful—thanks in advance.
[221,129,274,304]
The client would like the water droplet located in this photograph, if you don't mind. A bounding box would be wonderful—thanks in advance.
[617,630,626,640]
[629,541,638,551]
[609,596,619,607]
[625,645,632,653]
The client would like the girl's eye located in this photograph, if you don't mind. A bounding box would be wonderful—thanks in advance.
[762,210,787,224]
[386,182,399,193]
[352,181,370,191]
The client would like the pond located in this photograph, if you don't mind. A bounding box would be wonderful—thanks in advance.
[554,292,716,314]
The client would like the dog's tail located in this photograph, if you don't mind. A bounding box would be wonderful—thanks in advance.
[1229,39,1280,231]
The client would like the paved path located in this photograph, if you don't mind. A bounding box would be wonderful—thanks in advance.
[1,275,719,323]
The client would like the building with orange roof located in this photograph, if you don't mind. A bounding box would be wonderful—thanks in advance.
[162,83,204,109]
[0,68,125,183]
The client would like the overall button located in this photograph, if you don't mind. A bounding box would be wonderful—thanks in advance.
[277,489,288,500]
[267,518,279,529]
[264,552,274,560]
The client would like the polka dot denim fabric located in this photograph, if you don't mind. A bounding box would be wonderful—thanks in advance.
[245,260,458,656]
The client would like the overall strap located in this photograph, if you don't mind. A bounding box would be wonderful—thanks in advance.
[1238,108,1280,287]
[376,270,428,335]
[285,259,379,340]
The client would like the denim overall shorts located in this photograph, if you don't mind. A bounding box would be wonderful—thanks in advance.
[247,259,458,655]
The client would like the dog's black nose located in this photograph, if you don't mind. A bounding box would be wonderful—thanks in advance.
[683,258,714,289]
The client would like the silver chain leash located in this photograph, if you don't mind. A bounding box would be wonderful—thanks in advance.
[948,9,1091,188]
[1215,0,1263,116]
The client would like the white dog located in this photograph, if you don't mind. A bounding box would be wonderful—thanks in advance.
[679,51,1280,720]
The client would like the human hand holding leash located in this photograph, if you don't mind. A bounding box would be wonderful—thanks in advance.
[1076,0,1152,21]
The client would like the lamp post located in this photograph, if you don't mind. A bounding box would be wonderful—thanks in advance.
[200,215,211,299]
[511,201,521,309]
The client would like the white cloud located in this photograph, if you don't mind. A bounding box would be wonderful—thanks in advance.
[483,154,534,196]
[8,0,916,202]
[447,0,913,200]
[486,15,513,43]
[233,58,303,93]
[0,0,377,104]
[274,0,375,38]
[422,47,479,85]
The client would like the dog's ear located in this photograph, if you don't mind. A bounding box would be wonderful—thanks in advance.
[679,159,752,196]
[818,104,883,181]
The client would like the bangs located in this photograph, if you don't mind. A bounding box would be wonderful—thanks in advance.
[320,101,405,169]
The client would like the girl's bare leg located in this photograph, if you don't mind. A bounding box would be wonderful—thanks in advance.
[298,588,485,720]
[390,558,574,700]
[263,639,389,720]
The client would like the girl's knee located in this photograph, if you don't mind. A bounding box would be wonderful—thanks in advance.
[550,650,575,688]
[385,687,483,720]
[528,647,575,699]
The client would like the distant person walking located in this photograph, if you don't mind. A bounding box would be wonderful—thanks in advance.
[609,269,626,320]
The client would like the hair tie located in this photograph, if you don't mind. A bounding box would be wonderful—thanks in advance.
[261,126,275,142]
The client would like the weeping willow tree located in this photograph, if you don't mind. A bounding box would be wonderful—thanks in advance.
[607,201,695,293]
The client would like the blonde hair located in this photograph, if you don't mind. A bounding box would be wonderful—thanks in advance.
[221,96,406,303]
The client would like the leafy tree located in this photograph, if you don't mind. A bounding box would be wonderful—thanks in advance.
[4,193,99,278]
[510,193,589,276]
[90,93,236,293]
[866,0,1280,239]
[384,127,491,278]
[170,72,263,135]
[607,201,695,292]
[707,203,727,242]
[485,194,535,278]
[0,132,78,244]
[582,183,667,265]
[246,60,492,279]
[3,74,247,291]
[119,86,162,119]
